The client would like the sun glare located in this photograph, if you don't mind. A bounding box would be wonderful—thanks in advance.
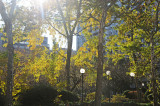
[18,0,46,7]
[39,0,46,4]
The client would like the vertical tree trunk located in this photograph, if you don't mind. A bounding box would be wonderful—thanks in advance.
[130,25,141,102]
[66,35,73,91]
[95,7,107,106]
[56,0,82,91]
[150,35,158,106]
[6,20,14,106]
[0,0,16,105]
[150,2,159,105]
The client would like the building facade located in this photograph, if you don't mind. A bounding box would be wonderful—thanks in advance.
[0,33,50,51]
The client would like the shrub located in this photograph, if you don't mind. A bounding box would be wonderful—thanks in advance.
[102,97,109,103]
[18,84,58,106]
[123,90,130,96]
[111,94,129,103]
[85,92,95,102]
[59,90,79,103]
[123,90,137,99]
[0,88,5,106]
[85,92,105,103]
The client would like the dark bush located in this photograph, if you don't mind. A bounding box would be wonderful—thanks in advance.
[59,90,79,102]
[0,88,5,106]
[123,90,137,99]
[18,84,58,106]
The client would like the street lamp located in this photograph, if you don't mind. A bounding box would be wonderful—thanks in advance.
[80,68,85,103]
[130,72,135,77]
[130,72,135,100]
[106,70,111,103]
[106,70,111,76]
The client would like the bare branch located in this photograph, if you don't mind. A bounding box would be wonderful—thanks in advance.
[0,0,10,24]
[89,13,100,23]
[9,0,16,19]
[56,0,69,37]
[71,0,82,35]
[73,23,99,35]
[56,49,66,59]
[66,0,71,35]
[46,19,67,37]
[155,1,159,33]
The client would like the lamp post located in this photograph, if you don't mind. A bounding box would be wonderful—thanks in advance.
[130,72,135,100]
[106,70,111,103]
[80,68,85,103]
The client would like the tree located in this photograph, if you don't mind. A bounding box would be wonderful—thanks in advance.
[0,0,16,105]
[107,0,160,105]
[45,0,83,90]
[82,1,146,105]
[73,0,121,105]
[103,58,131,95]
[81,0,118,105]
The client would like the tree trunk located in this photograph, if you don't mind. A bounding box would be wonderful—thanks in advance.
[150,2,159,105]
[56,0,81,91]
[66,35,73,91]
[95,7,107,106]
[150,35,158,106]
[0,0,16,105]
[6,21,14,106]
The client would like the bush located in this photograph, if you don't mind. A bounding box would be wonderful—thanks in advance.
[18,84,58,106]
[59,90,79,103]
[0,88,5,106]
[111,94,129,103]
[123,90,130,96]
[85,92,95,102]
[123,90,137,99]
[102,97,109,103]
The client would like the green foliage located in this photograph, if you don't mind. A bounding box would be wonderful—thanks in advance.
[59,90,79,103]
[106,1,160,104]
[85,92,96,103]
[111,94,129,103]
[18,84,58,106]
[102,98,109,103]
[85,92,104,103]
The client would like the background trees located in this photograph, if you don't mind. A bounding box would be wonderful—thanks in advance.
[0,0,159,105]
[107,0,160,105]
[45,0,83,91]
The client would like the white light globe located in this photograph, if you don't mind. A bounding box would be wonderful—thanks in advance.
[80,68,85,73]
[130,72,135,77]
[106,71,111,75]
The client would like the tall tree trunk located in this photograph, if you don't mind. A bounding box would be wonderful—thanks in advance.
[66,35,73,90]
[0,0,16,105]
[6,20,14,106]
[150,34,158,106]
[130,24,141,102]
[95,7,107,106]
[56,0,82,91]
[151,2,159,105]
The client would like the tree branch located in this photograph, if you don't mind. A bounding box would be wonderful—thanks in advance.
[56,49,66,59]
[73,23,99,35]
[0,0,9,24]
[9,0,16,19]
[56,0,69,37]
[71,0,82,35]
[46,19,67,37]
